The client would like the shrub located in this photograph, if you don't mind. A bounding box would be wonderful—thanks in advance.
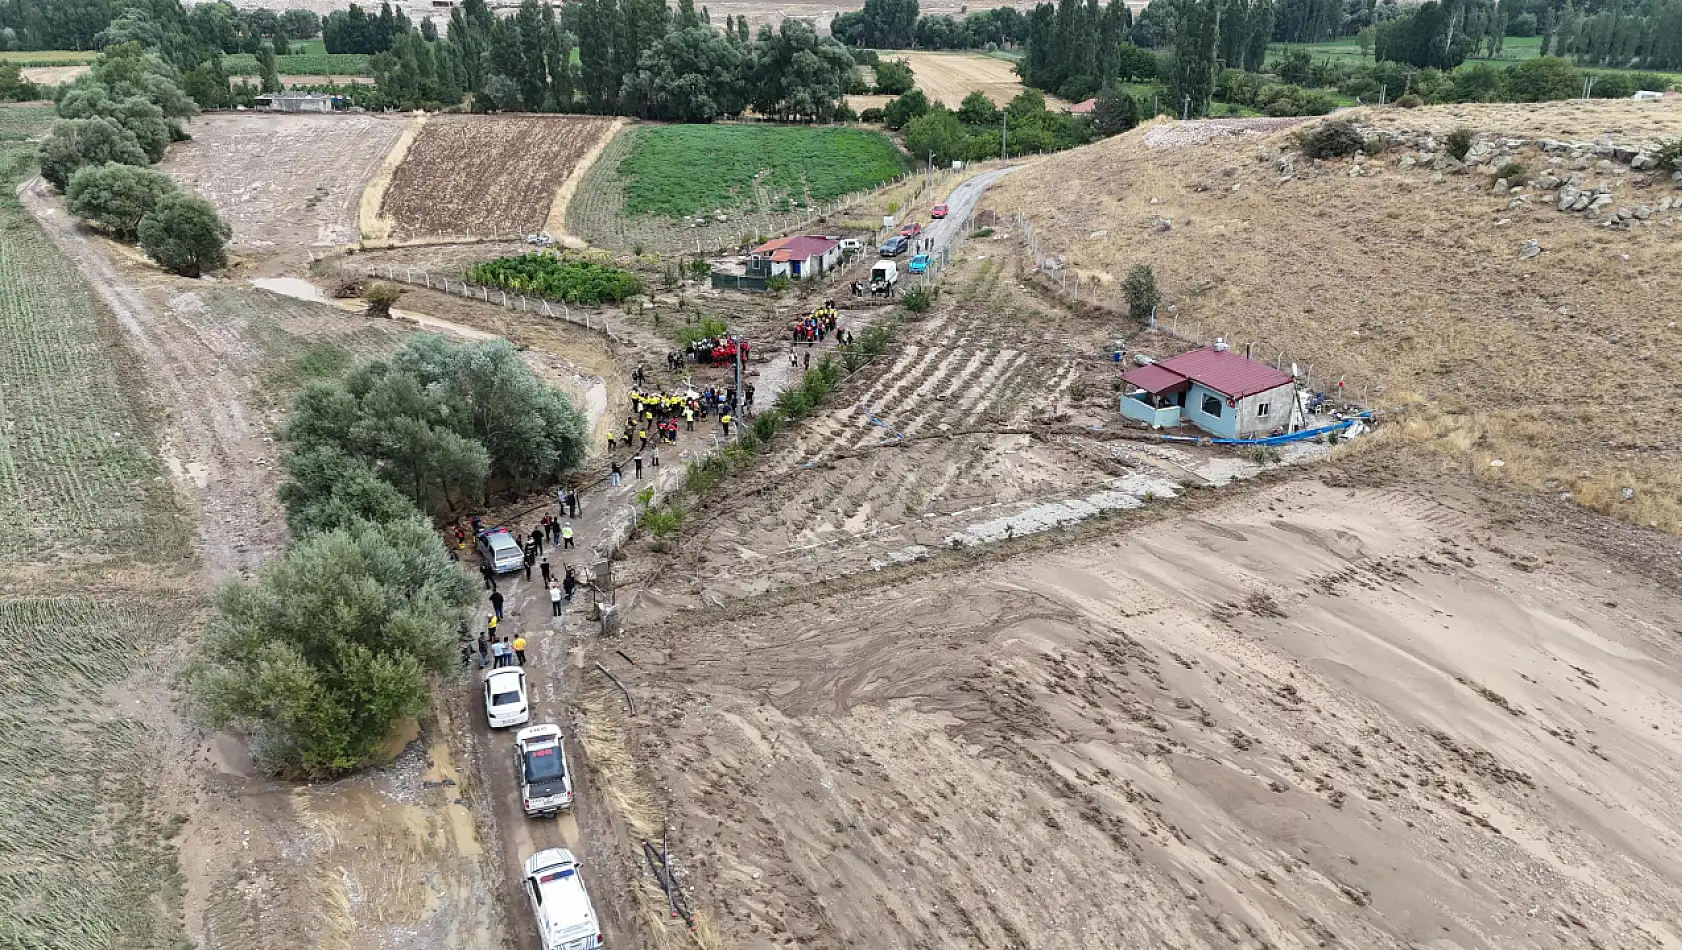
[766,274,792,293]
[1121,264,1160,319]
[1248,446,1281,464]
[1362,136,1390,157]
[674,316,727,346]
[38,117,148,190]
[641,504,685,537]
[186,516,475,777]
[902,287,937,313]
[1655,139,1682,174]
[874,58,914,95]
[64,161,178,241]
[1494,161,1530,184]
[363,282,400,317]
[1394,93,1422,108]
[137,192,230,277]
[466,253,643,305]
[861,107,886,124]
[969,226,994,238]
[1444,127,1475,162]
[1298,119,1367,159]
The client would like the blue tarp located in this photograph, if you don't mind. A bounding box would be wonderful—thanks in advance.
[1156,413,1373,446]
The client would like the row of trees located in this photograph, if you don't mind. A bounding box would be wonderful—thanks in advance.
[323,2,409,54]
[39,41,231,275]
[877,87,1111,164]
[830,0,1030,50]
[0,0,317,57]
[368,0,860,121]
[190,335,591,777]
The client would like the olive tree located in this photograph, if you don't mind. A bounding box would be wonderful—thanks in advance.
[38,117,148,190]
[187,516,476,777]
[137,192,231,277]
[65,162,179,241]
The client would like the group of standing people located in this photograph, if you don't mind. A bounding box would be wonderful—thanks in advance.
[460,503,589,673]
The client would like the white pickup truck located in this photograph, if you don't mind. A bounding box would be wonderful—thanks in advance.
[515,724,574,818]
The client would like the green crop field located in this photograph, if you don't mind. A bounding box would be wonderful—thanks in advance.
[0,596,193,950]
[223,51,372,75]
[617,124,910,219]
[0,118,188,562]
[0,49,98,65]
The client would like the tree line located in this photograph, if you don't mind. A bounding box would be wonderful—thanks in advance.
[830,0,1030,50]
[362,0,859,121]
[0,0,318,55]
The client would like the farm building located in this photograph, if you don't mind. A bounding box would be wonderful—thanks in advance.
[254,93,339,113]
[1068,98,1097,116]
[1119,345,1301,439]
[747,235,843,280]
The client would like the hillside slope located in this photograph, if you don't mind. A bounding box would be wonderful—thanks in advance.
[989,101,1682,533]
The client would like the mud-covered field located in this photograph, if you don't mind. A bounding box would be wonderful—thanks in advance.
[617,476,1682,949]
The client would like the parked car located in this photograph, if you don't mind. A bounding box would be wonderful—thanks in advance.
[931,204,948,219]
[523,849,603,950]
[515,724,574,818]
[879,235,908,257]
[484,667,530,729]
[839,238,864,253]
[476,528,525,574]
[899,222,922,237]
[908,253,931,274]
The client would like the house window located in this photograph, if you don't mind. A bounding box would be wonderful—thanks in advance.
[1201,393,1224,417]
[1256,402,1271,417]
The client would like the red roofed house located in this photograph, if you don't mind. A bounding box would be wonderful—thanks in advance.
[748,235,843,281]
[1119,345,1301,438]
[1068,97,1097,116]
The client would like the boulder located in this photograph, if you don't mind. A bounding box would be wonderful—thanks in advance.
[1534,174,1561,190]
[1588,194,1614,213]
[1418,151,1436,164]
[1595,158,1615,172]
[1673,170,1682,187]
[1631,154,1658,171]
[1150,216,1173,232]
[1506,196,1529,211]
[1493,179,1510,194]
[1612,145,1638,163]
[1517,239,1542,260]
[1571,157,1591,171]
[1399,155,1417,168]
[1634,205,1653,220]
[1571,192,1593,212]
[1557,187,1580,210]
[1661,197,1675,212]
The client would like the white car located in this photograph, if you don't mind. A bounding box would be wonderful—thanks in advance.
[515,724,574,817]
[523,849,603,950]
[484,667,530,729]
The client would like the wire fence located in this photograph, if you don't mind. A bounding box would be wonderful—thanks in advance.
[1013,212,1374,406]
[363,264,628,344]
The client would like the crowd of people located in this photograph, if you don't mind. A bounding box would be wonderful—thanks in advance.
[451,500,591,672]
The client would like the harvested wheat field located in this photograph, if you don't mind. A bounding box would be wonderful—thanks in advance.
[160,112,410,261]
[895,50,1068,109]
[990,102,1682,534]
[377,113,618,240]
[615,469,1682,950]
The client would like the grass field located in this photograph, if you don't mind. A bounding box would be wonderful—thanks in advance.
[616,124,909,219]
[223,51,373,76]
[0,110,187,563]
[0,49,98,65]
[1269,36,1682,83]
[0,596,193,950]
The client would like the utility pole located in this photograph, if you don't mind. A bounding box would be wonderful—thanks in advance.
[1000,110,1008,159]
[1581,75,1597,100]
[1181,94,1191,120]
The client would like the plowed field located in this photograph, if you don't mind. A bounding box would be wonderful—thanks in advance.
[379,114,618,240]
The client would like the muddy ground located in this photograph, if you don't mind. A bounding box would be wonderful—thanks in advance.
[610,466,1682,950]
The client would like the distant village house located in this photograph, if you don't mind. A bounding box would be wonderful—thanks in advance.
[254,93,341,113]
[747,235,843,280]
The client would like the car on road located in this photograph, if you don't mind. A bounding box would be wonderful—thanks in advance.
[908,253,931,274]
[523,849,603,950]
[931,203,948,219]
[899,221,922,237]
[476,528,525,574]
[484,667,530,729]
[879,235,908,257]
[516,724,574,818]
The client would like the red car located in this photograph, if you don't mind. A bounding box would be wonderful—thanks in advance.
[931,204,948,219]
[899,222,922,238]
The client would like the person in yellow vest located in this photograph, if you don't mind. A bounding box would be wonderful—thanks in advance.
[512,635,527,665]
[561,522,574,549]
[720,411,732,437]
[684,405,694,431]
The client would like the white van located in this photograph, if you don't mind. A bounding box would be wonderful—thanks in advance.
[523,849,603,950]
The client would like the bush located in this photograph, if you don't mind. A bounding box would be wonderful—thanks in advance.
[1362,136,1390,157]
[1444,126,1474,162]
[874,58,914,95]
[766,274,792,293]
[1494,161,1530,184]
[138,192,230,277]
[466,253,643,305]
[364,282,400,317]
[1394,92,1422,108]
[64,161,178,241]
[186,516,475,777]
[673,315,728,346]
[1655,139,1682,174]
[1121,263,1160,319]
[902,287,937,313]
[1297,119,1366,159]
[860,107,885,124]
[38,117,148,190]
[969,226,994,238]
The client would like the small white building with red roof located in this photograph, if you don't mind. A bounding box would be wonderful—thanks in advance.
[748,235,843,280]
[1119,345,1302,439]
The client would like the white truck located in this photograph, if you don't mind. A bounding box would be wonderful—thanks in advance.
[515,724,574,818]
[869,260,899,297]
[523,849,603,950]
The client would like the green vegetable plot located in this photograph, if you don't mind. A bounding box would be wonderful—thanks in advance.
[467,254,644,305]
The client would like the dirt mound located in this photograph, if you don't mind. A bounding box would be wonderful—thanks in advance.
[378,114,618,240]
[1140,116,1310,149]
[990,99,1682,534]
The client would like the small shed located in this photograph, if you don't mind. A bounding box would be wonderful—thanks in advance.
[254,93,338,113]
[1120,346,1300,438]
[747,235,843,280]
[1068,98,1097,116]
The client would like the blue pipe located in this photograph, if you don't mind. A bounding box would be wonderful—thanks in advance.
[1156,413,1372,446]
